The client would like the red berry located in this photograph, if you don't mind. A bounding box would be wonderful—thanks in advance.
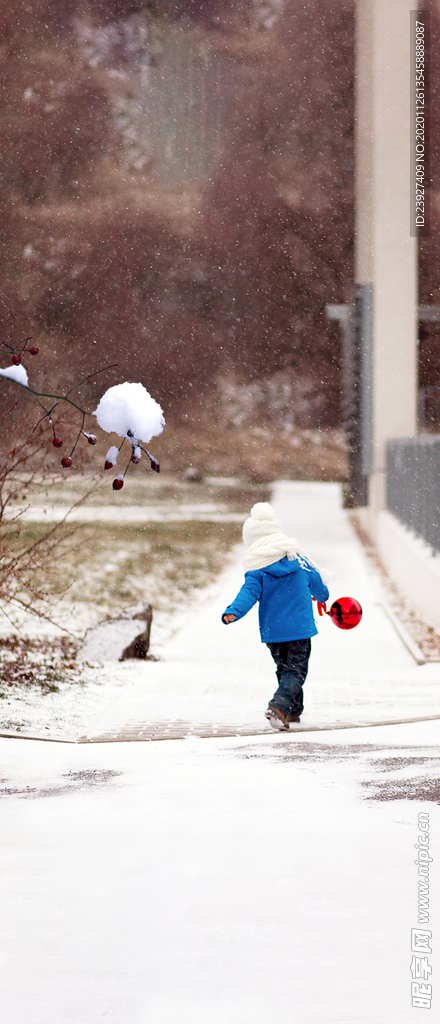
[52,437,63,448]
[11,354,21,365]
[61,456,72,468]
[87,434,97,445]
[150,459,160,473]
[112,476,124,491]
[28,347,39,356]
[105,446,118,469]
[131,444,141,464]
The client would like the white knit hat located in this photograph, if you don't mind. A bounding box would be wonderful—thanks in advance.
[241,501,327,577]
[242,502,283,547]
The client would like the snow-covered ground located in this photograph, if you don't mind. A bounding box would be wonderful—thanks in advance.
[8,502,245,523]
[0,722,439,1024]
[0,481,439,1023]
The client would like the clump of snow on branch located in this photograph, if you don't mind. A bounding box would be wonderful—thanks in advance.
[104,445,119,469]
[0,364,29,387]
[93,382,164,443]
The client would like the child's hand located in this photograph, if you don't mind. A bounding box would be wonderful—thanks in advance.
[223,614,237,623]
[312,597,327,616]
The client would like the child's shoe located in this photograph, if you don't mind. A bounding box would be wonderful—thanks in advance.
[287,714,301,723]
[265,706,290,731]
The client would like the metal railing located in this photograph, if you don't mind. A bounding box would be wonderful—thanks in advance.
[386,436,440,552]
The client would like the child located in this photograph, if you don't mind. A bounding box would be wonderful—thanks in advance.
[222,502,329,731]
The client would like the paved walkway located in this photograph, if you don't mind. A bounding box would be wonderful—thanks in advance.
[80,482,440,743]
[2,720,439,1024]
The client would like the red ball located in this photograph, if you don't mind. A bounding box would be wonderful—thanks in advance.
[52,437,63,448]
[11,354,21,365]
[328,596,363,630]
[61,456,72,468]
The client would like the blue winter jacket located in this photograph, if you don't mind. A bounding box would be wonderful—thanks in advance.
[222,556,329,643]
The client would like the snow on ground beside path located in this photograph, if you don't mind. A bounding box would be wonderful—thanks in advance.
[6,503,246,523]
[0,600,197,741]
[0,605,206,741]
[0,546,244,741]
[0,478,250,738]
[0,721,439,1024]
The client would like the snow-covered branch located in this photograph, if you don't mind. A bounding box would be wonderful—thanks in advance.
[0,340,165,491]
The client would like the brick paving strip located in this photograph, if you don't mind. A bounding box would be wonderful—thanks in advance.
[79,715,440,743]
[2,715,440,745]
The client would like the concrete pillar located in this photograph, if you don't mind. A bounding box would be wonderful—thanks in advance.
[355,0,418,513]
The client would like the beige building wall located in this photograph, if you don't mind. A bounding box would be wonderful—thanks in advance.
[355,0,418,514]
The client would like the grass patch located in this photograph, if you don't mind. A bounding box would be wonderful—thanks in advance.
[12,519,245,616]
[155,423,348,483]
[20,474,270,509]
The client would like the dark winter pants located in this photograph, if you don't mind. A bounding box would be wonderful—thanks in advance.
[266,638,311,718]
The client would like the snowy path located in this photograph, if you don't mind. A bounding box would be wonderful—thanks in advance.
[0,722,439,1024]
[79,482,440,742]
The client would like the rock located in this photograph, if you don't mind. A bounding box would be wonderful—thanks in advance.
[120,605,156,661]
[78,605,156,663]
[119,633,150,660]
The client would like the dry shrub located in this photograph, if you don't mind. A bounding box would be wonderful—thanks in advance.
[0,49,113,205]
[199,0,353,416]
[0,404,101,627]
[91,0,242,25]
